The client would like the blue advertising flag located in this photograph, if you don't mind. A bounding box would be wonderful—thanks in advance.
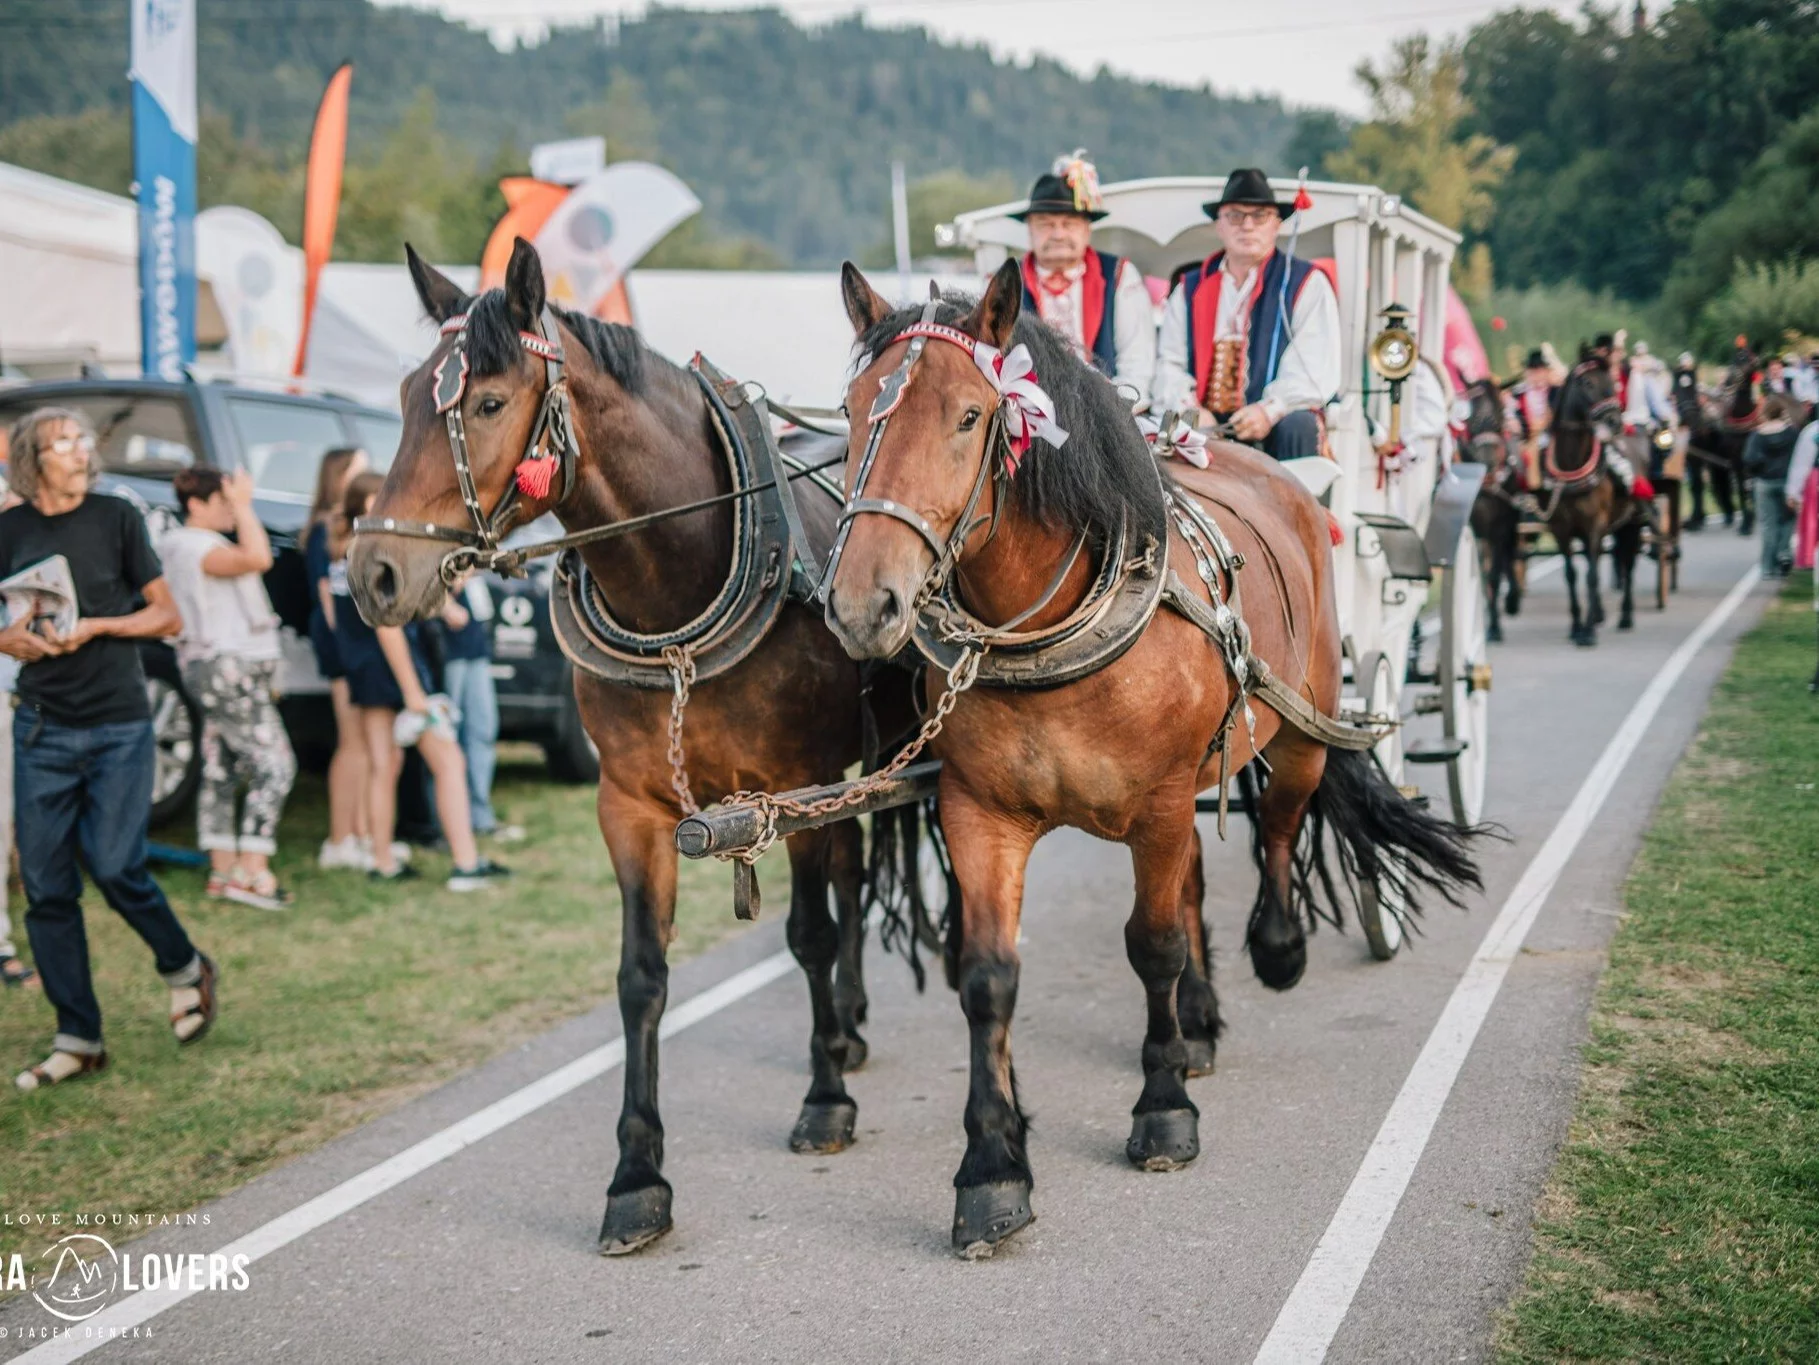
[130,0,198,379]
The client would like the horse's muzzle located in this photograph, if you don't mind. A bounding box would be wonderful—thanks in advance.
[348,537,441,628]
[824,576,911,660]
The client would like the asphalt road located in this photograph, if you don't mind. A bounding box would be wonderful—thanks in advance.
[1,527,1766,1364]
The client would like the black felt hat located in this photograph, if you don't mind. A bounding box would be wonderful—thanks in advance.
[1010,170,1108,222]
[1202,167,1296,220]
[1525,348,1548,369]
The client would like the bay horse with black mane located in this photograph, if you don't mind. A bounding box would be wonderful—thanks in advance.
[823,261,1483,1255]
[1542,352,1647,646]
[1690,342,1762,535]
[348,239,914,1257]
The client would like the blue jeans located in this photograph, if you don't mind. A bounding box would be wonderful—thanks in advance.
[1262,409,1321,459]
[442,657,499,834]
[1756,479,1794,575]
[15,708,200,1052]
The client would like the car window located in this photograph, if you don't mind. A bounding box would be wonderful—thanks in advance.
[0,394,200,476]
[348,413,401,472]
[225,397,354,500]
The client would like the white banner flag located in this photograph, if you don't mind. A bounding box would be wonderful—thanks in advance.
[534,162,701,316]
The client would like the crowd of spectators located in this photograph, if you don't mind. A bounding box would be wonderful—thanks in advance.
[0,408,515,1091]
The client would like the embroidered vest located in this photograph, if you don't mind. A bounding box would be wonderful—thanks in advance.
[1021,249,1122,378]
[1182,250,1324,413]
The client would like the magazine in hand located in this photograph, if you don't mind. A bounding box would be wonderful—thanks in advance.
[0,555,79,638]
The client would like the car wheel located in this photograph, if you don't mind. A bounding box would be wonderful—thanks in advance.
[142,648,203,826]
[543,666,600,784]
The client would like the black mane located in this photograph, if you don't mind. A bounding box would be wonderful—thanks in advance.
[856,294,1163,544]
[461,288,654,396]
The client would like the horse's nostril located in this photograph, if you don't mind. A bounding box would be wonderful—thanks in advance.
[876,587,902,629]
[372,559,398,603]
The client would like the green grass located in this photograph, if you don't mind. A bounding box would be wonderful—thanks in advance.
[0,746,740,1266]
[1499,575,1819,1362]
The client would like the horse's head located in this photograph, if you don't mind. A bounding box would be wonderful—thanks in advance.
[1560,356,1620,437]
[823,261,1025,659]
[349,238,572,626]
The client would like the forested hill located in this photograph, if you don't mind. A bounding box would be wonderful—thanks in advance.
[0,0,1300,266]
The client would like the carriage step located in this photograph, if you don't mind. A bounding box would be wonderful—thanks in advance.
[1404,738,1467,764]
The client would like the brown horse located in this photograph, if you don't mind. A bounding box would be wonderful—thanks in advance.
[348,240,911,1256]
[1463,376,1524,643]
[823,262,1481,1255]
[1542,354,1644,645]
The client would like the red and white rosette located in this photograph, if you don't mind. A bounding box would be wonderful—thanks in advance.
[969,340,1069,470]
[1138,412,1211,469]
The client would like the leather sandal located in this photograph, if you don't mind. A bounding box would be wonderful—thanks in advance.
[172,954,219,1046]
[15,1051,108,1091]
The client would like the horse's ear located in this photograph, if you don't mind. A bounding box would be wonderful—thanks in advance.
[504,236,546,331]
[406,243,466,324]
[841,262,892,335]
[962,258,1022,352]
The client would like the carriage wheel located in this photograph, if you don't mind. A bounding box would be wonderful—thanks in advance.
[1353,651,1405,962]
[1441,526,1491,827]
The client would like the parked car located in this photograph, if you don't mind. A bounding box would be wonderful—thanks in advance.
[0,376,597,824]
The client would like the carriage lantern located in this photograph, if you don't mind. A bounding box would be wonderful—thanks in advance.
[1369,301,1418,446]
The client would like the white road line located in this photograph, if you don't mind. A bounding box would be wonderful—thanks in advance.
[15,949,798,1364]
[1253,564,1761,1365]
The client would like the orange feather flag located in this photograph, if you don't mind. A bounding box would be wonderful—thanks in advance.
[292,62,353,378]
[480,178,569,289]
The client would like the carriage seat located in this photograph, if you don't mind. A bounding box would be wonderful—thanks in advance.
[1279,455,1341,502]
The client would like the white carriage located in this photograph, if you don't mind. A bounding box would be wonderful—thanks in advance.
[944,177,1491,958]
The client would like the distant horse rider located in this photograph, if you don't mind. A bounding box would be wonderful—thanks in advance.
[1508,346,1560,489]
[1011,150,1155,398]
[1152,167,1340,458]
[1671,350,1724,530]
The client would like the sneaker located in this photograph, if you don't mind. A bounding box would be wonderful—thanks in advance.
[358,837,414,871]
[446,858,512,892]
[486,824,527,844]
[318,836,366,871]
[223,870,295,912]
[368,864,421,884]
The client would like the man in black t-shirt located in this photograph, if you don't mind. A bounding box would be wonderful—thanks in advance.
[0,408,218,1090]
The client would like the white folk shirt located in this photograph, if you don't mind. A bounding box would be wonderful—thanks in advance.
[1623,360,1674,427]
[1030,255,1157,398]
[1152,256,1342,421]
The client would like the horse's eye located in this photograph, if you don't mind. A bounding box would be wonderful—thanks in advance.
[476,396,505,418]
[958,407,982,432]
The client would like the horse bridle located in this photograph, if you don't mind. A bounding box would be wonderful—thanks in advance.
[353,306,580,583]
[820,299,1012,611]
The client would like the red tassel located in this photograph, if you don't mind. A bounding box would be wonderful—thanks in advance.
[1293,186,1314,212]
[1632,475,1655,501]
[515,454,558,499]
[1326,510,1345,547]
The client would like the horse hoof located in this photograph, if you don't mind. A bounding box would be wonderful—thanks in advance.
[1505,596,1522,617]
[599,1185,673,1256]
[1248,935,1306,991]
[789,1099,857,1154]
[1127,1108,1200,1171]
[837,1031,869,1073]
[1486,622,1503,644]
[1183,1037,1217,1077]
[952,1180,1034,1258]
[1619,616,1634,631]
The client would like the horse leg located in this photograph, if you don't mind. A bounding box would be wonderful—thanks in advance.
[1126,801,1203,1171]
[1245,743,1322,991]
[598,799,679,1255]
[1618,530,1637,630]
[944,790,1037,1257]
[1586,535,1604,635]
[1478,517,1503,643]
[785,826,861,1153]
[827,816,870,1070]
[1559,540,1585,644]
[1174,823,1222,1076]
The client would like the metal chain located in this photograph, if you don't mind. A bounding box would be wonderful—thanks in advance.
[661,644,700,817]
[712,646,984,866]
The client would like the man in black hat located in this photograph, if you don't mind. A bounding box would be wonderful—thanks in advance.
[1152,167,1339,459]
[1010,151,1154,394]
[1509,346,1561,489]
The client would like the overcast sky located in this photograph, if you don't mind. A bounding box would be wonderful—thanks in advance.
[392,0,1606,116]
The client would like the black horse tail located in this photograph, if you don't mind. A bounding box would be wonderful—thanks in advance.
[1301,747,1488,924]
[864,796,955,994]
[1241,751,1492,989]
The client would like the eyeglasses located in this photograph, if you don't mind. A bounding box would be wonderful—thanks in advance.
[1218,208,1278,228]
[45,435,96,456]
